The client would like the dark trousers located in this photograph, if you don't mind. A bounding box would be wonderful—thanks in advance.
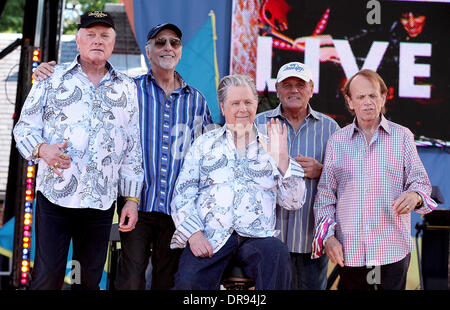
[290,252,329,290]
[338,253,411,290]
[114,210,183,290]
[174,232,292,290]
[31,191,114,290]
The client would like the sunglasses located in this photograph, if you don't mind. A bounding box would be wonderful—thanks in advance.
[154,37,182,49]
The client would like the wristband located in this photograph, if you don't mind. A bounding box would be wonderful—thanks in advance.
[125,197,140,205]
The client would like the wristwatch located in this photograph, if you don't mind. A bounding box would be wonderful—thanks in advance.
[32,142,43,158]
[415,192,423,209]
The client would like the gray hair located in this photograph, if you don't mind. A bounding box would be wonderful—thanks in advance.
[217,74,258,105]
[145,40,152,55]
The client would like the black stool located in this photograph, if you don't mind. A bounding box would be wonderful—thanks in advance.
[221,261,254,290]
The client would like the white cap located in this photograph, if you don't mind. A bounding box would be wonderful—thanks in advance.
[276,62,313,83]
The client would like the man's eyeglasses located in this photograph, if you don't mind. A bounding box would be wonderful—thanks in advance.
[154,37,182,49]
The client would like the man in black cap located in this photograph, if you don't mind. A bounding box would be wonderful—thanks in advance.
[15,11,143,289]
[33,22,214,290]
[113,23,213,290]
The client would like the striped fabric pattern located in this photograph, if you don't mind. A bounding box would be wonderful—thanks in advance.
[311,217,336,259]
[313,116,437,266]
[134,71,214,215]
[254,104,340,253]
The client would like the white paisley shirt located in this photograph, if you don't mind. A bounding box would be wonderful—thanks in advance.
[13,55,144,210]
[170,125,307,253]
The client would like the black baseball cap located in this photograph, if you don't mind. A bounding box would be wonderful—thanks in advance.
[77,11,115,30]
[146,23,182,42]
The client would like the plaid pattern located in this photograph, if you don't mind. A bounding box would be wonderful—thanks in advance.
[313,116,436,266]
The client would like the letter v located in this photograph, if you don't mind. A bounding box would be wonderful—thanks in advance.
[333,39,389,78]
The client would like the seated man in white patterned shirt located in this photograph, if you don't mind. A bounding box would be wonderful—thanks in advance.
[170,74,306,290]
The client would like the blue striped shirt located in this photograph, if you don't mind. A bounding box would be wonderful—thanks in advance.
[134,71,214,214]
[254,104,340,253]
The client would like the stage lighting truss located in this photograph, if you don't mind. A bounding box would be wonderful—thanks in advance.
[19,161,36,286]
[31,49,40,85]
[20,49,40,287]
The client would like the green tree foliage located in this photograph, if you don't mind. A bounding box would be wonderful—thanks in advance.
[64,0,119,34]
[0,0,118,34]
[0,0,26,33]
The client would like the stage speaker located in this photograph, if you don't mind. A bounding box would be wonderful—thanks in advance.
[420,209,450,290]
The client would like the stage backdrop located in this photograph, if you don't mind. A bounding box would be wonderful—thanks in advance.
[228,0,449,289]
[230,0,450,141]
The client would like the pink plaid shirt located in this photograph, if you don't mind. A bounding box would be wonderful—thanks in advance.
[312,116,436,267]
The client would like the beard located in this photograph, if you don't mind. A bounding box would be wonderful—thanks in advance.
[158,55,177,70]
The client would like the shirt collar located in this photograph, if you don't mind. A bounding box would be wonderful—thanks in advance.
[64,54,121,80]
[147,70,191,93]
[308,105,321,120]
[270,103,320,121]
[350,114,391,138]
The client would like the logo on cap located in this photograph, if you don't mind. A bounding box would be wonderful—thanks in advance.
[284,63,304,73]
[88,11,108,18]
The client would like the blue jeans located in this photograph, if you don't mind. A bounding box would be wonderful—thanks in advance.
[31,191,114,290]
[290,253,329,290]
[174,232,292,290]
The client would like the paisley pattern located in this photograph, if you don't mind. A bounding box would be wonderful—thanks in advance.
[13,55,144,210]
[49,85,82,107]
[170,125,307,253]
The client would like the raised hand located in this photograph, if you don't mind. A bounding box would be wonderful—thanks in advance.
[266,118,289,175]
